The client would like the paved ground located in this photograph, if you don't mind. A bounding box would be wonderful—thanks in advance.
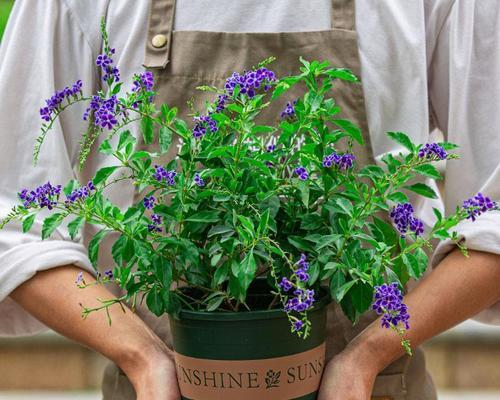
[1,392,500,399]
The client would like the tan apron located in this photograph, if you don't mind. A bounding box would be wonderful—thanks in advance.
[102,0,437,398]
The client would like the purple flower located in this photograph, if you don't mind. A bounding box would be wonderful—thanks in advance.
[294,166,309,180]
[372,283,410,330]
[153,165,177,186]
[322,152,355,170]
[193,114,218,138]
[284,288,315,313]
[132,71,154,93]
[75,271,85,285]
[280,100,297,119]
[463,192,497,221]
[96,54,112,67]
[418,143,447,160]
[96,50,120,84]
[104,269,114,280]
[294,254,310,282]
[19,182,62,210]
[267,144,276,152]
[194,173,205,187]
[215,94,228,112]
[293,320,304,332]
[148,213,163,232]
[279,277,293,292]
[65,181,96,204]
[143,195,156,210]
[40,80,84,122]
[224,67,276,98]
[390,203,424,237]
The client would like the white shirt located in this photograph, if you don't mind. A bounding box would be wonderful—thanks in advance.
[0,0,499,336]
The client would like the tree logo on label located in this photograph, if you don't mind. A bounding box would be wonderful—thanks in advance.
[265,369,281,389]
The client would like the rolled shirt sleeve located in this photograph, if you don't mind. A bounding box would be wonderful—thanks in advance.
[427,1,500,322]
[0,0,99,335]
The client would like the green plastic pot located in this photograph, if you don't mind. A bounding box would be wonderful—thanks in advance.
[169,280,330,400]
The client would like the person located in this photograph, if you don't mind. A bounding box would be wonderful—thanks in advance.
[1,0,499,399]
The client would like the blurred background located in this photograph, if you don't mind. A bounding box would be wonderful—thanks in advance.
[1,1,499,399]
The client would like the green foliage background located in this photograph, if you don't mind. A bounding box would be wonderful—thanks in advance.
[0,0,14,41]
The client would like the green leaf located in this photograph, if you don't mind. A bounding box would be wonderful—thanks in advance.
[308,262,320,285]
[438,142,459,151]
[332,119,364,145]
[206,294,225,312]
[238,250,257,293]
[351,281,374,314]
[402,253,420,279]
[186,210,220,223]
[93,166,119,186]
[146,286,164,317]
[98,139,114,155]
[315,234,342,251]
[63,180,79,197]
[387,192,409,203]
[159,127,173,153]
[257,209,270,236]
[41,213,65,240]
[404,183,438,199]
[88,229,109,268]
[208,225,234,237]
[117,130,136,151]
[67,216,85,240]
[335,279,357,303]
[413,164,442,180]
[22,214,36,233]
[288,236,315,252]
[387,131,414,152]
[140,117,154,144]
[213,262,230,285]
[326,68,358,82]
[238,215,255,236]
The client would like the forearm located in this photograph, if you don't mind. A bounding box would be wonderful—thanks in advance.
[9,266,171,380]
[347,248,500,372]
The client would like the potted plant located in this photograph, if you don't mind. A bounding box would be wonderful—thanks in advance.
[2,22,497,400]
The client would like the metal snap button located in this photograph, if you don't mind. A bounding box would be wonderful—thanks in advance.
[152,34,167,48]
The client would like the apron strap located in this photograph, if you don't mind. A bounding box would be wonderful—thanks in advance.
[144,0,176,69]
[331,0,356,31]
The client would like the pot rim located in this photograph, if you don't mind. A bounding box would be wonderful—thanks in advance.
[175,286,331,321]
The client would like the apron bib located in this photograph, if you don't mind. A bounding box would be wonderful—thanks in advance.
[102,1,437,399]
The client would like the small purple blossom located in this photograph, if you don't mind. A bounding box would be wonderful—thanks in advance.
[372,283,410,330]
[143,195,156,210]
[96,50,120,83]
[40,80,83,122]
[104,269,114,280]
[65,181,96,204]
[193,114,218,138]
[284,288,315,313]
[153,165,177,185]
[294,166,309,180]
[215,94,228,112]
[390,203,424,237]
[224,68,276,98]
[96,54,112,68]
[418,143,447,160]
[279,277,293,292]
[295,254,310,282]
[75,271,85,286]
[322,152,355,170]
[463,192,497,221]
[148,213,163,232]
[132,71,154,93]
[293,320,304,332]
[19,182,62,210]
[267,144,276,152]
[280,100,297,119]
[194,173,205,187]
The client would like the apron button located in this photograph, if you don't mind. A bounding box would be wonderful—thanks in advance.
[152,34,167,48]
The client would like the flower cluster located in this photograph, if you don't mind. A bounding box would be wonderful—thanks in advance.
[96,48,120,83]
[76,269,114,288]
[295,254,310,282]
[148,213,162,232]
[418,143,447,160]
[19,182,62,210]
[40,80,83,122]
[132,71,154,93]
[65,181,96,204]
[153,165,177,185]
[224,67,276,98]
[280,100,296,119]
[294,166,309,180]
[83,95,122,130]
[463,192,497,221]
[322,151,355,170]
[194,173,205,187]
[372,283,410,330]
[390,203,424,237]
[193,114,218,138]
[284,288,316,313]
[143,195,156,210]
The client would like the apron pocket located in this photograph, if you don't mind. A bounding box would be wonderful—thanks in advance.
[371,372,407,400]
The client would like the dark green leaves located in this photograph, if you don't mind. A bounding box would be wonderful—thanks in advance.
[88,229,110,268]
[404,183,438,199]
[67,216,85,240]
[41,213,65,240]
[387,131,414,152]
[141,117,154,144]
[413,164,442,180]
[93,166,120,186]
[159,126,173,153]
[22,214,36,233]
[332,119,364,145]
